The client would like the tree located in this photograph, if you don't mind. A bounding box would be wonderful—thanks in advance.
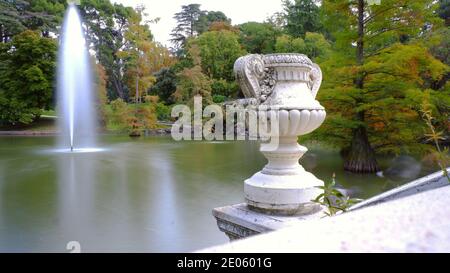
[150,68,178,105]
[425,27,450,138]
[170,4,204,52]
[119,5,174,102]
[438,0,450,26]
[208,21,239,33]
[79,0,135,100]
[94,62,108,127]
[192,30,246,82]
[318,0,447,173]
[119,6,154,104]
[0,30,57,124]
[239,22,281,54]
[172,44,212,105]
[25,0,66,37]
[119,6,174,103]
[108,98,130,130]
[275,32,331,60]
[0,0,29,42]
[275,34,305,53]
[282,0,322,38]
[170,5,233,54]
[210,79,239,99]
[196,11,231,34]
[266,12,286,31]
[173,66,212,105]
[303,32,332,60]
[0,0,66,42]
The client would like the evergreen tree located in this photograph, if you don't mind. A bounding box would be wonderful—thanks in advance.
[239,22,281,54]
[170,4,204,52]
[0,0,66,42]
[26,0,66,37]
[282,0,322,38]
[150,68,178,105]
[170,4,232,54]
[79,0,135,100]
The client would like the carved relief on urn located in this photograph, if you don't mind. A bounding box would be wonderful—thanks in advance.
[234,53,327,215]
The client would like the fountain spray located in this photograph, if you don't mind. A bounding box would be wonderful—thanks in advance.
[57,3,97,152]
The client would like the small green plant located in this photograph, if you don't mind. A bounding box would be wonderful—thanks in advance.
[109,98,130,131]
[155,102,171,121]
[312,173,362,217]
[421,98,450,183]
[212,94,226,104]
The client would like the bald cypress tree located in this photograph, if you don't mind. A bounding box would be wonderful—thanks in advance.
[318,0,448,173]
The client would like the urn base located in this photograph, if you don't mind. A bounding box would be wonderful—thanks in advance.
[244,170,324,216]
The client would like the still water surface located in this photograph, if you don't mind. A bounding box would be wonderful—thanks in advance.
[0,135,430,252]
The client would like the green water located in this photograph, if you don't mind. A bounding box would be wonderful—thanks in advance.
[0,135,433,252]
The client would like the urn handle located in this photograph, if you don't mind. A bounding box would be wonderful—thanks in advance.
[309,63,322,99]
[234,54,273,103]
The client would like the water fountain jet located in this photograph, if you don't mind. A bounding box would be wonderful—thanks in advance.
[57,3,97,153]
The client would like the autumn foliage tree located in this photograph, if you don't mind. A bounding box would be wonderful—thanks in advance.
[317,0,448,173]
[119,6,174,103]
[94,62,108,127]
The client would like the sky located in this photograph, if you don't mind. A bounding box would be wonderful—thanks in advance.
[112,0,284,47]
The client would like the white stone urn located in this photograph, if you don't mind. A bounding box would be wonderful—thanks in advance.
[234,53,326,215]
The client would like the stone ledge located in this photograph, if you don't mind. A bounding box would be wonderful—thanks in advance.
[213,203,324,240]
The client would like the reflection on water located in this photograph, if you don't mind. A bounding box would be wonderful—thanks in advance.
[0,135,437,252]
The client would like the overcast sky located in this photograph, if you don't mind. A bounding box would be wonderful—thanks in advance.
[112,0,284,47]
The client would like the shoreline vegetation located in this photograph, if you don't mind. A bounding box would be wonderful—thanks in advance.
[0,116,173,136]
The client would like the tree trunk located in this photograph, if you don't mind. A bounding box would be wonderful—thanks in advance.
[344,125,380,173]
[344,0,380,173]
[112,76,124,100]
[356,0,364,67]
[135,75,139,104]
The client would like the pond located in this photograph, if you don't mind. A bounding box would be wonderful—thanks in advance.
[0,135,435,252]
